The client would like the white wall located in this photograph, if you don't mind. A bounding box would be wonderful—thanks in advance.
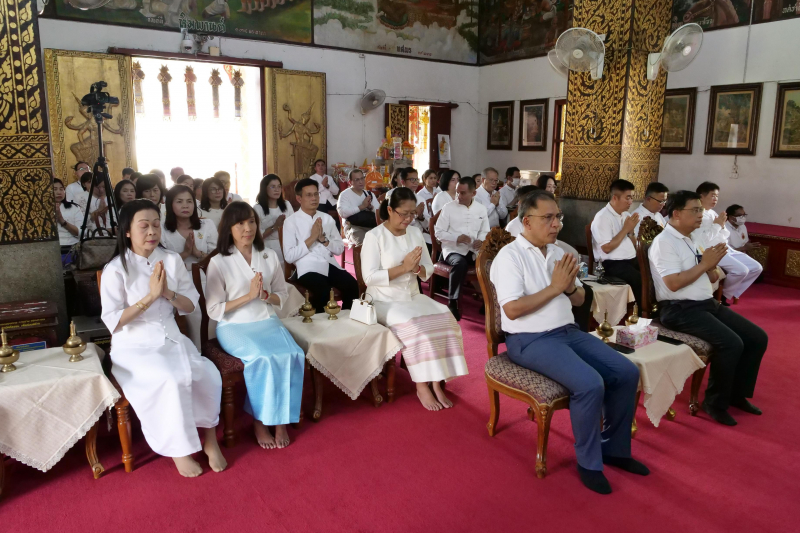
[38,18,481,175]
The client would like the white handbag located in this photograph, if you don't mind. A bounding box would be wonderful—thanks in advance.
[350,293,377,326]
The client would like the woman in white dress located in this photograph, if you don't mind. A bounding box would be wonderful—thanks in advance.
[253,174,294,265]
[431,169,460,215]
[361,187,469,411]
[100,199,226,478]
[206,202,304,449]
[53,178,85,254]
[199,177,228,228]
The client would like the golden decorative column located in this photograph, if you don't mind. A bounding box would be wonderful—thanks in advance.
[559,0,672,201]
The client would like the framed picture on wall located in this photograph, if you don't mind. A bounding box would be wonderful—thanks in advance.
[770,82,800,158]
[661,88,696,154]
[518,99,548,151]
[704,83,762,155]
[487,101,514,150]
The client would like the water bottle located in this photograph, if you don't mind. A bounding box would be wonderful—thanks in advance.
[578,262,589,280]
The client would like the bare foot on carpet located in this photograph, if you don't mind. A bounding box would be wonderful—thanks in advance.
[203,429,228,472]
[254,420,277,449]
[416,382,442,411]
[275,425,291,449]
[173,455,203,478]
[432,381,453,408]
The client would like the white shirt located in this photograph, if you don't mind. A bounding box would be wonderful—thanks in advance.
[199,207,224,228]
[693,209,730,249]
[648,224,714,302]
[591,203,636,261]
[57,203,85,246]
[415,187,440,243]
[88,194,109,230]
[160,218,218,271]
[726,221,749,249]
[282,209,344,277]
[499,184,517,210]
[254,202,295,242]
[505,216,580,260]
[65,181,87,209]
[100,247,199,349]
[361,224,433,302]
[205,246,289,324]
[434,199,490,260]
[490,235,582,334]
[431,190,455,215]
[310,173,339,207]
[632,204,666,237]
[336,187,379,220]
[475,186,508,228]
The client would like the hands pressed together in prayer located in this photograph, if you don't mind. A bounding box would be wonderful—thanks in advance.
[402,246,423,275]
[623,212,640,235]
[181,232,206,260]
[714,211,727,227]
[248,272,270,302]
[550,253,580,294]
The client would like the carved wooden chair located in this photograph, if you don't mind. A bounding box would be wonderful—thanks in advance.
[476,227,571,479]
[428,211,479,301]
[584,224,595,270]
[278,225,342,302]
[636,218,714,416]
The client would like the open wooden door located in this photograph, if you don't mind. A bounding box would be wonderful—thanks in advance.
[428,106,452,172]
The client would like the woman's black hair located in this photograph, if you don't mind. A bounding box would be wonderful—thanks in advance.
[536,174,556,190]
[438,169,461,193]
[216,201,264,255]
[390,167,403,188]
[135,174,164,202]
[256,174,288,213]
[53,178,78,209]
[200,177,228,211]
[164,185,201,232]
[379,186,417,221]
[79,172,93,187]
[73,161,90,171]
[193,178,204,193]
[114,199,161,273]
[396,167,417,188]
[175,174,194,187]
[113,179,135,208]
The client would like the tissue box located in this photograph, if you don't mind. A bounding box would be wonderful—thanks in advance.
[616,325,658,349]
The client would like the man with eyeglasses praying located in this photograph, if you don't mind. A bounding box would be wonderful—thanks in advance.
[649,190,768,426]
[590,179,642,307]
[633,182,669,236]
[491,190,646,495]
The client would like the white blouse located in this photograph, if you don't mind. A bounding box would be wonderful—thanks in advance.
[58,203,85,246]
[205,246,288,324]
[432,190,455,215]
[253,202,294,242]
[100,247,199,349]
[361,224,434,303]
[160,218,219,270]
[199,207,224,228]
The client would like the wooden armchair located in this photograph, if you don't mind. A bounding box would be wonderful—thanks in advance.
[428,211,479,301]
[278,225,343,301]
[636,218,713,416]
[476,228,570,479]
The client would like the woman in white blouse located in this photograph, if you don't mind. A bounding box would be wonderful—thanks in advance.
[206,202,304,450]
[253,174,294,265]
[361,188,469,412]
[199,177,228,228]
[431,169,460,215]
[100,200,226,478]
[54,179,84,249]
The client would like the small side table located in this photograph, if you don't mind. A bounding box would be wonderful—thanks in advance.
[583,280,635,326]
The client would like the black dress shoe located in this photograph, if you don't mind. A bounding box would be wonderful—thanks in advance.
[448,301,461,321]
[731,398,762,415]
[720,296,731,307]
[602,455,650,476]
[702,400,737,426]
[577,465,612,495]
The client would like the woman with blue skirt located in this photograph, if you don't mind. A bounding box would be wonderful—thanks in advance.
[205,201,304,449]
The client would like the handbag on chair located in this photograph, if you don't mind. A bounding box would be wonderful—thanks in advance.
[350,293,377,326]
[73,228,118,270]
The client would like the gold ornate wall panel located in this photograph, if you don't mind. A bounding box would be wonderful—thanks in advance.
[44,49,136,187]
[0,0,55,244]
[264,68,326,182]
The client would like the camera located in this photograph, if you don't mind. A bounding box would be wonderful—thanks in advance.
[81,81,119,117]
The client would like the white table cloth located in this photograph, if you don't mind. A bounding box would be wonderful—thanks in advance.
[592,328,706,427]
[281,310,402,400]
[583,280,635,325]
[0,343,119,472]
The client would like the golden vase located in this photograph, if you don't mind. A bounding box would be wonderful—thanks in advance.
[300,291,315,323]
[596,311,614,344]
[324,289,341,320]
[0,328,20,373]
[63,321,87,363]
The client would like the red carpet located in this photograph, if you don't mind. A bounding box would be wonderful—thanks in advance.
[2,270,799,532]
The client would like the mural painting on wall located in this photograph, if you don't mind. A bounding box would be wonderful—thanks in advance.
[313,0,479,64]
[753,0,800,23]
[670,0,752,31]
[479,0,573,65]
[55,0,312,44]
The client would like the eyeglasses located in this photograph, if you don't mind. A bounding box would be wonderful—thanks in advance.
[525,213,564,224]
[679,207,704,215]
[647,196,667,205]
[393,210,416,220]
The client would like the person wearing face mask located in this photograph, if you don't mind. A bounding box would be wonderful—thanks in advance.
[725,204,761,253]
[590,179,642,307]
[693,182,762,305]
[499,167,520,213]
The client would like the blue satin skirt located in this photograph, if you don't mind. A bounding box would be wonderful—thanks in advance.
[216,317,304,425]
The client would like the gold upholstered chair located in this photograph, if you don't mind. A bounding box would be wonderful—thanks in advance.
[476,227,570,479]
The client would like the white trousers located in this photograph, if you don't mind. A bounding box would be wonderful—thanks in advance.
[719,250,762,299]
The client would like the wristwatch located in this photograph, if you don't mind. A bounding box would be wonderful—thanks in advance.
[169,290,178,302]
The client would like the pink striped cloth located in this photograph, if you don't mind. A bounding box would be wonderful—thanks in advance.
[389,312,464,367]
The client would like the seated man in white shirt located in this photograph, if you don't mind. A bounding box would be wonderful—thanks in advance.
[474,167,508,229]
[590,179,642,307]
[694,182,762,305]
[214,170,243,203]
[65,161,92,205]
[283,178,359,313]
[336,169,379,246]
[491,190,645,494]
[434,176,490,320]
[499,166,520,217]
[310,159,340,229]
[415,169,441,247]
[67,171,94,214]
[725,204,761,253]
[649,190,768,426]
[633,182,668,237]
